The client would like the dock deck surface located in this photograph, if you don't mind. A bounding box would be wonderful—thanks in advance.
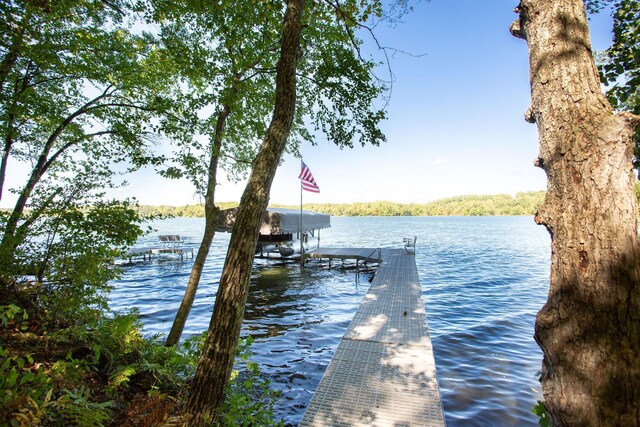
[300,248,445,427]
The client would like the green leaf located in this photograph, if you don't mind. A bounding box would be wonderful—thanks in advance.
[532,400,551,427]
[108,363,137,389]
[6,367,18,388]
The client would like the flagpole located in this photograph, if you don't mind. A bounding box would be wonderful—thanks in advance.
[300,160,304,267]
[299,160,319,267]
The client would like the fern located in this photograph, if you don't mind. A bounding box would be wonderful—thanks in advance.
[53,387,113,427]
[108,363,137,394]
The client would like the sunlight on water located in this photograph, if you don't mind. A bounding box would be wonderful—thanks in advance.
[109,216,550,426]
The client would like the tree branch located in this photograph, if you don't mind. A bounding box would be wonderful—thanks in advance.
[42,130,118,173]
[320,0,394,101]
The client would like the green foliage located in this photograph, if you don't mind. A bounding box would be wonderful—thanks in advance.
[136,202,239,218]
[0,346,52,425]
[143,0,284,189]
[135,192,546,217]
[0,1,386,424]
[532,400,552,427]
[51,387,113,427]
[297,0,387,150]
[0,351,114,427]
[597,0,640,115]
[144,0,387,191]
[0,304,28,328]
[593,0,640,166]
[585,0,616,13]
[1,305,283,426]
[216,337,284,427]
[0,0,182,290]
[294,192,545,216]
[0,0,173,201]
[1,226,281,424]
[83,312,201,395]
[3,201,149,329]
[0,0,162,357]
[217,360,284,427]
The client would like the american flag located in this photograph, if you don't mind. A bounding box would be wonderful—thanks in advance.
[299,161,320,193]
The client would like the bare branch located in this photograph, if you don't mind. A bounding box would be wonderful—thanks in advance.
[320,0,395,104]
[100,0,126,17]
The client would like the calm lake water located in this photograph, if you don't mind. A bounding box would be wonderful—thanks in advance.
[109,216,550,426]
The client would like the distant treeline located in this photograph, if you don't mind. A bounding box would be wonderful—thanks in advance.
[136,192,547,218]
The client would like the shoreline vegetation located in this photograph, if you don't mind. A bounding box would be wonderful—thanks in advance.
[137,191,548,218]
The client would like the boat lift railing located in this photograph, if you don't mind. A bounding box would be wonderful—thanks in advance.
[366,247,382,263]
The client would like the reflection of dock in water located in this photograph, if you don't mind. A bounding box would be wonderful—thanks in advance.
[300,248,445,427]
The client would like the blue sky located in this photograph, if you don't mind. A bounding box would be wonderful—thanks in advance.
[235,1,614,206]
[2,1,617,208]
[251,1,614,206]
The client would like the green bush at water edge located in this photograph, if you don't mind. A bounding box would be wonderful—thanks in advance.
[0,303,283,426]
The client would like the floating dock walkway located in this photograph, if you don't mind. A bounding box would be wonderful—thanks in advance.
[300,248,445,427]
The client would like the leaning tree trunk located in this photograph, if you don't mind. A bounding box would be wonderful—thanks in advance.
[180,0,305,424]
[165,105,230,347]
[511,1,640,425]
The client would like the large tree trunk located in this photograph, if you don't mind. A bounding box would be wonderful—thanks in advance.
[511,1,640,425]
[165,105,230,347]
[180,0,305,424]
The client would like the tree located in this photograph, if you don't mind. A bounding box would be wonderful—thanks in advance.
[148,0,285,347]
[158,0,387,346]
[180,0,306,423]
[511,1,640,425]
[180,0,388,421]
[0,0,180,279]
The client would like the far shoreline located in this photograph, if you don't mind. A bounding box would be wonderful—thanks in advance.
[135,192,546,218]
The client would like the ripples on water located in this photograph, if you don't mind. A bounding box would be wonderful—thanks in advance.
[109,216,550,426]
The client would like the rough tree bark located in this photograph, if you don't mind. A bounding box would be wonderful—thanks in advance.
[180,0,305,424]
[165,104,230,347]
[511,1,640,425]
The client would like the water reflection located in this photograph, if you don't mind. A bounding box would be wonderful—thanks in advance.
[244,265,323,337]
[240,262,368,425]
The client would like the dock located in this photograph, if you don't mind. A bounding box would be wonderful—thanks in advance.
[123,235,194,263]
[124,247,194,262]
[300,248,445,427]
[304,247,382,265]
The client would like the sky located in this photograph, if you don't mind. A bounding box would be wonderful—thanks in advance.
[2,0,617,208]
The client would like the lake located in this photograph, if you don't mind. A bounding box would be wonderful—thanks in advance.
[109,216,550,426]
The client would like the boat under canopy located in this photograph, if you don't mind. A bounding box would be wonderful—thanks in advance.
[216,207,331,235]
[217,207,331,257]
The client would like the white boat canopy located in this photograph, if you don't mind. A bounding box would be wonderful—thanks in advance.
[216,207,331,235]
